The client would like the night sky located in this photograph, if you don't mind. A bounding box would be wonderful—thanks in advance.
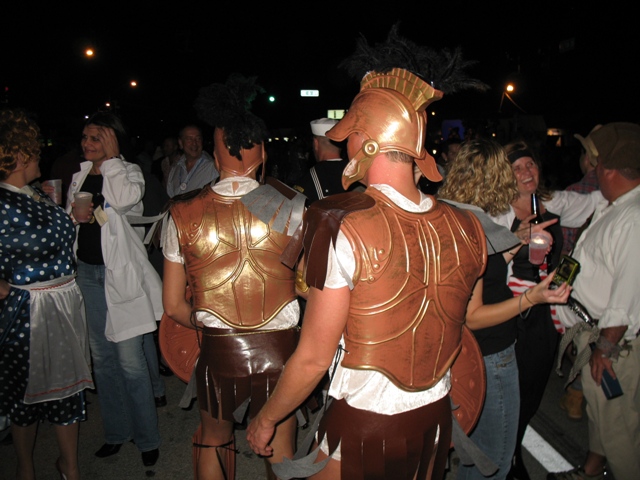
[3,2,639,141]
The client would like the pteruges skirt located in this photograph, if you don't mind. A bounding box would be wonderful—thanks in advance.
[196,326,299,423]
[317,396,452,480]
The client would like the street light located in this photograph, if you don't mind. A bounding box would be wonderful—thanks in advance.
[499,83,526,113]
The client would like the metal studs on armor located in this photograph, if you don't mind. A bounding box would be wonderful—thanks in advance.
[363,139,379,157]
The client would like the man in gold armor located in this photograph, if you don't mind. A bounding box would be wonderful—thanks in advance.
[247,26,497,479]
[162,75,306,479]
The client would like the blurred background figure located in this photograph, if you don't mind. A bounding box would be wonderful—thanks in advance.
[439,136,463,175]
[1,108,94,480]
[166,124,219,198]
[417,136,463,195]
[282,135,311,188]
[48,132,83,206]
[135,136,157,176]
[293,117,357,204]
[562,125,602,256]
[153,135,180,189]
[129,138,172,400]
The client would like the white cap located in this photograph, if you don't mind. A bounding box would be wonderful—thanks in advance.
[310,118,338,137]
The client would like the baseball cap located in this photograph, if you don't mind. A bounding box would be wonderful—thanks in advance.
[586,122,640,170]
[310,118,338,137]
[574,124,603,167]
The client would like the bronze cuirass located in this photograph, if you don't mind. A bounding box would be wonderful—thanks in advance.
[169,188,296,329]
[339,189,486,391]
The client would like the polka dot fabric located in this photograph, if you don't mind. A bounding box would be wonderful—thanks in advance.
[0,186,84,426]
[0,186,75,285]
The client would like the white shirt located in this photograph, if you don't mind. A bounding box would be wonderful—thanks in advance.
[324,184,450,415]
[491,189,604,230]
[556,184,640,340]
[165,151,219,198]
[162,177,300,329]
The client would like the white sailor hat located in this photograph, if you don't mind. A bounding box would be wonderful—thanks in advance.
[310,118,338,137]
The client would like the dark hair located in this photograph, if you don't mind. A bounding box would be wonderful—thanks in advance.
[194,73,269,159]
[84,111,134,161]
[504,139,553,201]
[443,137,462,153]
[179,124,202,138]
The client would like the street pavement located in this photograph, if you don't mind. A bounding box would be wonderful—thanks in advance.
[0,352,595,480]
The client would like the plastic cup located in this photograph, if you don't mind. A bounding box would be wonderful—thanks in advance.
[73,192,93,223]
[43,179,62,205]
[529,232,549,265]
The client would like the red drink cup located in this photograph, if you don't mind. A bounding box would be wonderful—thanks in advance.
[528,232,549,265]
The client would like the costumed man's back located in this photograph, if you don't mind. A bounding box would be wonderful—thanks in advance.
[246,25,499,480]
[161,74,306,480]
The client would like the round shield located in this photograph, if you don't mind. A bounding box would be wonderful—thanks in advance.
[449,326,486,445]
[159,313,200,384]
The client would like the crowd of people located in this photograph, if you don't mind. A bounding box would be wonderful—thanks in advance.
[2,27,639,480]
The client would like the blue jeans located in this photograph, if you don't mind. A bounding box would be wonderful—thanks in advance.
[77,260,160,452]
[143,331,165,397]
[457,343,519,480]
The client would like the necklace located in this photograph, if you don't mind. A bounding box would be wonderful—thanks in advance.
[179,157,203,191]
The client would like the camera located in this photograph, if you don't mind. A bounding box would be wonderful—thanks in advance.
[551,255,580,288]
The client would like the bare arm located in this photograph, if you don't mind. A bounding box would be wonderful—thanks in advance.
[502,243,523,263]
[465,270,571,330]
[0,279,9,300]
[246,285,350,456]
[162,259,195,329]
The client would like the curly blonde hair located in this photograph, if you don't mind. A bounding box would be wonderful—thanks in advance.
[0,109,41,181]
[503,140,553,201]
[438,137,518,216]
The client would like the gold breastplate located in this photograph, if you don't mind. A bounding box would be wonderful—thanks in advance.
[169,187,296,329]
[339,189,486,391]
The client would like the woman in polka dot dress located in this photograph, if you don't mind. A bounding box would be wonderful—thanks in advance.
[0,109,94,480]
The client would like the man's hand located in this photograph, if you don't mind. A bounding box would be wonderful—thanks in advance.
[589,326,627,386]
[589,347,616,386]
[246,413,276,457]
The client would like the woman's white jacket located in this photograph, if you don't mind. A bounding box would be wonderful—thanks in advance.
[67,157,163,342]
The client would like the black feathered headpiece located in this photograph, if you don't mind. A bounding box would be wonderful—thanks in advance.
[340,22,489,94]
[326,23,488,187]
[194,73,269,159]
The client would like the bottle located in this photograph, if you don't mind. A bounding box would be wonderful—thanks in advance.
[530,193,544,224]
